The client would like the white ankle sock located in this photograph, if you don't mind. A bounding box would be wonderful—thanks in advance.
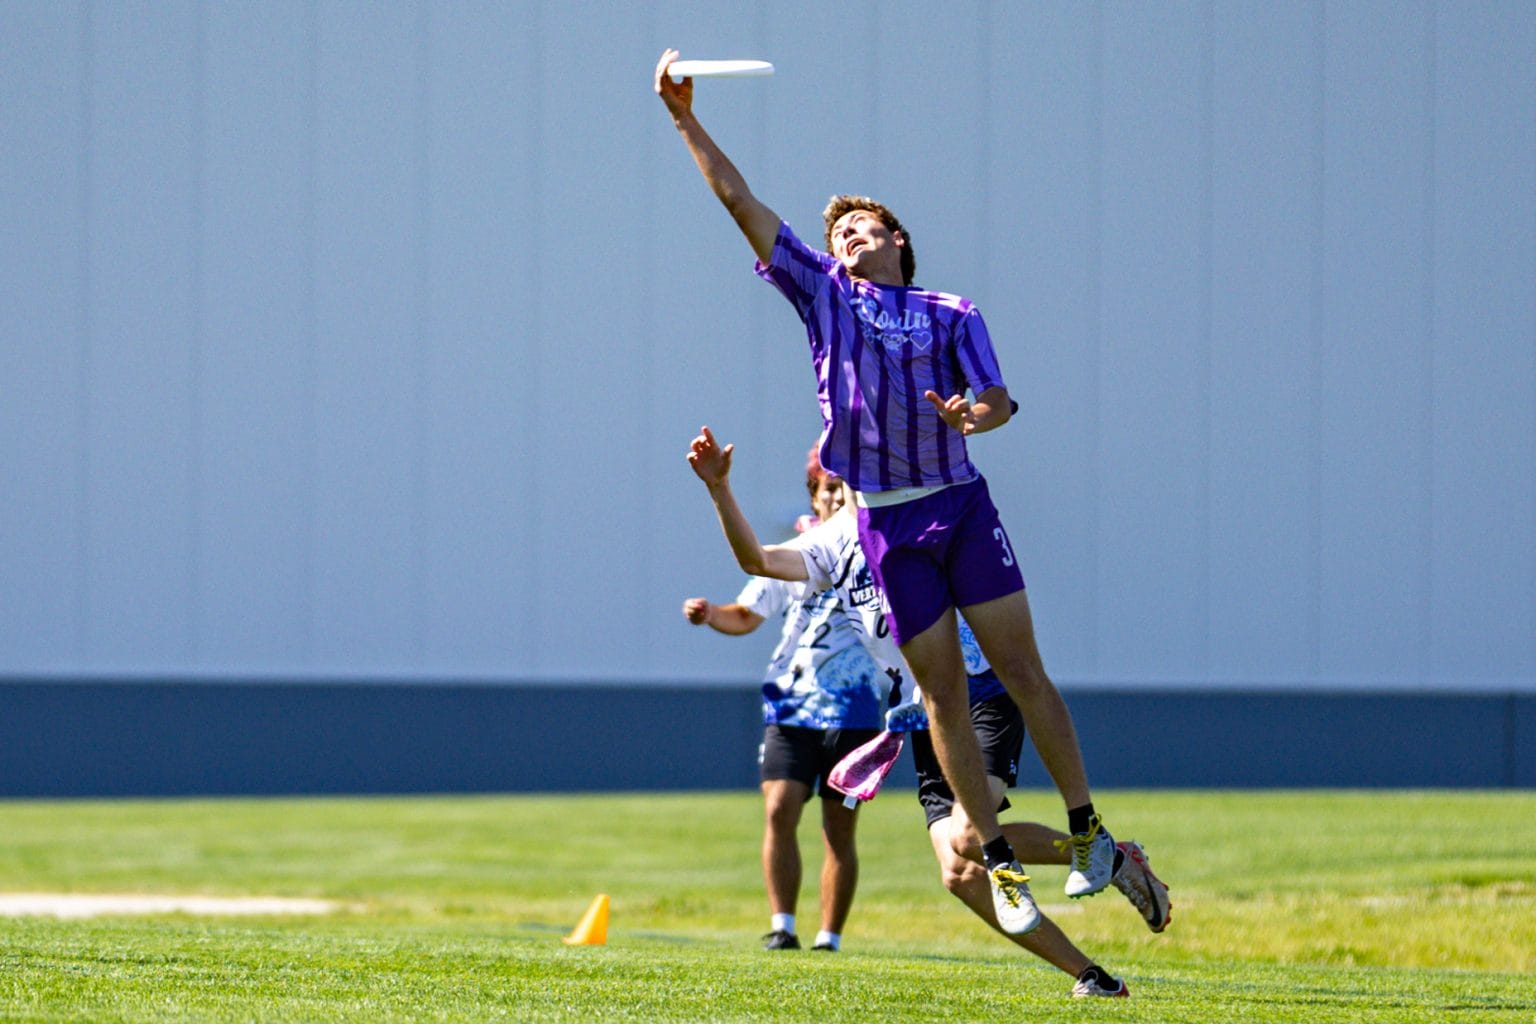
[770,913,795,934]
[813,930,840,950]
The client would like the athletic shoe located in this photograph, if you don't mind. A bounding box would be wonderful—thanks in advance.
[1058,815,1117,897]
[810,942,837,952]
[988,861,1041,935]
[1111,840,1172,933]
[1071,966,1129,998]
[762,930,800,950]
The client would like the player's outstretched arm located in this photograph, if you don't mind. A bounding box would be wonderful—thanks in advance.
[682,597,765,636]
[687,426,809,582]
[655,49,781,263]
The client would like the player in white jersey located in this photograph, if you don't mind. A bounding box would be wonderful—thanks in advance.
[683,447,883,952]
[687,427,1172,996]
[781,497,1000,732]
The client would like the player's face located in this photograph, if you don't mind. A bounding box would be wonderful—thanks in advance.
[830,210,903,281]
[811,475,847,522]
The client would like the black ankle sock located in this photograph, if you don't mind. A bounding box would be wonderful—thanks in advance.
[1068,803,1096,835]
[981,836,1016,870]
[1077,964,1120,991]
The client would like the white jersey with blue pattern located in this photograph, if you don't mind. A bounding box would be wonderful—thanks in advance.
[785,512,1003,731]
[736,574,884,730]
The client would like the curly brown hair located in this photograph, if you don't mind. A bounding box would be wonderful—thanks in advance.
[804,442,836,500]
[822,195,916,286]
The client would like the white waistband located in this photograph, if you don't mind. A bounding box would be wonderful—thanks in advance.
[853,481,958,508]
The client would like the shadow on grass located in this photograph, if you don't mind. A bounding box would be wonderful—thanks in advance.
[512,921,710,946]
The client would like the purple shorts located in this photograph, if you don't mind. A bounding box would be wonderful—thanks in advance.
[856,476,1026,645]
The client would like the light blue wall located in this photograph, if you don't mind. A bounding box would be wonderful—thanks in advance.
[3,1,1533,692]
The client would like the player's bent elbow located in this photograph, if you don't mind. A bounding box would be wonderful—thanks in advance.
[748,545,809,583]
[978,387,1013,429]
[734,551,769,576]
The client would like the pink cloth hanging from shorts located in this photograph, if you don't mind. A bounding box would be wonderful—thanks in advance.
[830,730,906,807]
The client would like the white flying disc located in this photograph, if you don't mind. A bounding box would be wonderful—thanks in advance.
[668,59,775,82]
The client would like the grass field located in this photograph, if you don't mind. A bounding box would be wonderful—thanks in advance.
[2,790,1533,1022]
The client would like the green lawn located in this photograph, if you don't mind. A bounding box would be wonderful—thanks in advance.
[2,790,1533,1022]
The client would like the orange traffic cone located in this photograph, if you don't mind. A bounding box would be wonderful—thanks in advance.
[563,893,609,945]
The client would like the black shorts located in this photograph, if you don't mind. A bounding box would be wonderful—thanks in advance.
[760,724,883,800]
[909,693,1025,827]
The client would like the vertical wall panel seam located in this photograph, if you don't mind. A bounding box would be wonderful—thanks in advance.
[74,0,94,666]
[1199,1,1215,680]
[526,0,544,672]
[1421,1,1437,686]
[1523,10,1536,687]
[412,3,432,667]
[868,16,882,201]
[640,5,664,676]
[977,0,993,305]
[1088,3,1103,677]
[300,0,319,662]
[189,0,207,665]
[748,2,769,480]
[1307,0,1327,683]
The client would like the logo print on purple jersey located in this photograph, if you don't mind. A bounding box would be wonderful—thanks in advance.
[852,296,934,353]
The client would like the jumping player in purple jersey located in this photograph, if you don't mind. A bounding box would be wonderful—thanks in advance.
[685,427,1172,998]
[656,48,1118,932]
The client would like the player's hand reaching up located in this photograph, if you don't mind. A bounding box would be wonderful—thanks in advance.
[655,49,694,119]
[687,426,734,486]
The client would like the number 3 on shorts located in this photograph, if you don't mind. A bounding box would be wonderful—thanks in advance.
[993,527,1016,567]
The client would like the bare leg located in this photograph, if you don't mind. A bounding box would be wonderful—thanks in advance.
[944,787,1168,935]
[928,810,1090,977]
[761,779,809,918]
[899,609,1006,845]
[960,589,1091,809]
[817,797,859,934]
[939,787,1072,867]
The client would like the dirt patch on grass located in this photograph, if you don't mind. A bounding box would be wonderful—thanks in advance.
[0,893,341,918]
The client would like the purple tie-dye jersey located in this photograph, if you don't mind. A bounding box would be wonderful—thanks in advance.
[755,221,1008,492]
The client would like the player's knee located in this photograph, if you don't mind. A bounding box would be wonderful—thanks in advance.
[766,810,797,835]
[920,673,971,711]
[822,823,858,858]
[995,654,1052,697]
[763,796,802,831]
[947,824,980,862]
[940,856,983,896]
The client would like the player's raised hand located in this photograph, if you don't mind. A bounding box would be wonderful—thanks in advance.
[924,390,980,435]
[654,49,693,118]
[682,597,711,625]
[687,426,734,485]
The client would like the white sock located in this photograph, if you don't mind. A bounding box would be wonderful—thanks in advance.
[813,930,840,950]
[771,913,795,935]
